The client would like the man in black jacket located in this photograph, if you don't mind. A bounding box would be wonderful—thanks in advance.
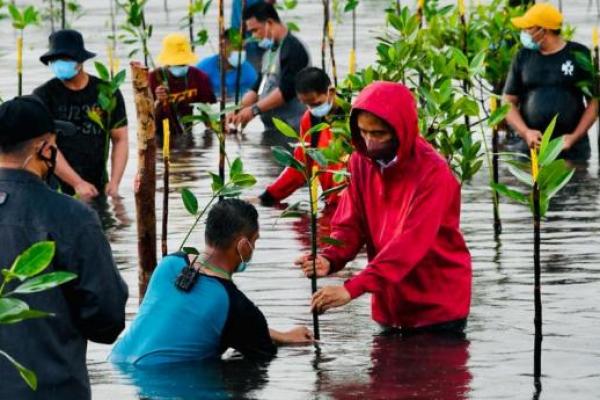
[0,96,128,399]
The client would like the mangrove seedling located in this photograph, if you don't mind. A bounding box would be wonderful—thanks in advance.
[119,0,154,68]
[0,241,77,391]
[8,3,40,96]
[184,0,213,49]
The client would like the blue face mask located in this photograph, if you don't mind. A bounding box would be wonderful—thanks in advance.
[258,38,274,50]
[168,65,189,78]
[50,60,79,81]
[235,238,254,273]
[310,100,333,118]
[520,31,540,51]
[227,50,246,68]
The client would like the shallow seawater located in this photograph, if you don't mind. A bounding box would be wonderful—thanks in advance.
[1,1,600,399]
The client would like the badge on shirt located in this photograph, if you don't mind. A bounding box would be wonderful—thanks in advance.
[561,60,574,76]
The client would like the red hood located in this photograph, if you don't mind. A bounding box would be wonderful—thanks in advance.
[350,81,418,164]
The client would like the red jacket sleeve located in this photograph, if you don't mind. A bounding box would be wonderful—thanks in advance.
[321,157,366,272]
[343,167,454,299]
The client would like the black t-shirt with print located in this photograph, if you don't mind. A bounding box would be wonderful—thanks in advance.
[504,41,593,160]
[33,76,128,194]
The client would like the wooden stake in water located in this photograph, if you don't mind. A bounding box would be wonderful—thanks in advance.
[188,0,195,51]
[218,0,227,191]
[161,118,171,257]
[131,61,157,301]
[321,0,330,71]
[530,148,542,385]
[593,27,600,164]
[490,96,502,235]
[309,165,321,341]
[327,16,338,87]
[234,0,247,107]
[458,0,470,128]
[16,36,23,96]
[348,6,357,75]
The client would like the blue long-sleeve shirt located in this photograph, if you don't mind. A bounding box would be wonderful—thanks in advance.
[197,55,257,100]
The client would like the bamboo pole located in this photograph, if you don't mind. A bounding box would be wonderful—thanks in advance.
[490,96,502,235]
[141,11,150,68]
[593,27,599,164]
[188,0,195,51]
[218,0,227,189]
[131,62,157,301]
[327,11,338,87]
[321,0,329,71]
[161,119,171,257]
[348,6,356,75]
[309,165,321,341]
[417,0,424,27]
[50,0,55,33]
[61,0,65,29]
[17,34,23,96]
[109,0,117,78]
[234,0,247,106]
[530,148,542,384]
[459,0,470,128]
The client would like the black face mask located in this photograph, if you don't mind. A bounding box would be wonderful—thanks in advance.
[365,136,399,162]
[38,143,58,184]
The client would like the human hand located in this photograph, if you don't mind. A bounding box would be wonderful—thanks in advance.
[104,180,120,197]
[74,180,99,200]
[562,133,577,151]
[294,253,331,278]
[235,107,255,127]
[311,285,351,314]
[155,85,168,103]
[282,326,314,344]
[523,128,543,149]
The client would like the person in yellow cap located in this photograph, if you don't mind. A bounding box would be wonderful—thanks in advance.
[149,33,216,137]
[503,3,598,161]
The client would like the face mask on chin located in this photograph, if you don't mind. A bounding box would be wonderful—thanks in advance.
[227,50,247,67]
[365,136,399,162]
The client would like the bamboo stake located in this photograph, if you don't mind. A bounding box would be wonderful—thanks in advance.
[459,0,470,128]
[321,0,329,71]
[234,0,247,106]
[490,96,502,235]
[188,0,195,51]
[16,35,23,96]
[109,0,117,79]
[218,0,227,190]
[50,0,55,33]
[161,118,171,257]
[348,6,356,75]
[309,165,321,341]
[417,0,424,27]
[327,14,338,87]
[131,62,157,301]
[531,148,542,386]
[61,0,65,29]
[593,27,600,165]
[141,11,150,68]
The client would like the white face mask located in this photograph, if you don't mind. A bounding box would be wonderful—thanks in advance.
[227,50,246,68]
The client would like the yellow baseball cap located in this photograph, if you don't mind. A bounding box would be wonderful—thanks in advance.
[157,33,198,66]
[511,3,563,30]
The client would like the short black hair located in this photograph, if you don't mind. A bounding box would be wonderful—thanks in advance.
[295,67,332,95]
[0,138,33,156]
[243,2,280,23]
[205,198,259,249]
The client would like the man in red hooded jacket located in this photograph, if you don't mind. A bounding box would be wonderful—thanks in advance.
[296,82,472,333]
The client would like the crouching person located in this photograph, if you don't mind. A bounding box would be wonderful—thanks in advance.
[110,198,313,366]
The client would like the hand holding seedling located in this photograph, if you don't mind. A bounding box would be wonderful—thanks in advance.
[311,285,351,314]
[155,85,168,103]
[523,128,543,149]
[295,253,331,278]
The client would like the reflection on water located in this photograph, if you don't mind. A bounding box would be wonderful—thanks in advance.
[1,0,600,399]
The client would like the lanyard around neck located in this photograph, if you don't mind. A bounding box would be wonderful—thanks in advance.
[198,259,232,280]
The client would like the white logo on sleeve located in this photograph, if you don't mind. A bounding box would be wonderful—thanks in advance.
[561,60,574,76]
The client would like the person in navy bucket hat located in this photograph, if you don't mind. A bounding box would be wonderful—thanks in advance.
[39,29,96,65]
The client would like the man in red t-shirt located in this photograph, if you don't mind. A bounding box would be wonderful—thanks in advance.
[149,33,216,137]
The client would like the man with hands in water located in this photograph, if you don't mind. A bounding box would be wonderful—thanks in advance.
[296,82,472,335]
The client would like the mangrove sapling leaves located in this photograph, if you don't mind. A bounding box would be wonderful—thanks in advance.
[539,137,564,168]
[344,0,359,12]
[537,159,575,200]
[539,115,558,158]
[271,146,305,172]
[287,22,300,32]
[229,158,243,179]
[12,272,76,295]
[320,236,344,247]
[219,186,243,197]
[305,122,329,138]
[231,174,257,188]
[209,172,224,193]
[181,188,199,215]
[319,183,348,200]
[306,148,329,167]
[491,183,528,205]
[487,103,511,127]
[272,118,300,139]
[11,241,55,280]
[0,309,51,324]
[507,163,533,186]
[94,61,110,81]
[87,111,104,130]
[0,298,28,322]
[0,350,37,390]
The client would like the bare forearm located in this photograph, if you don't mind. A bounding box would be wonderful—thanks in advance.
[571,99,599,141]
[55,150,84,187]
[503,96,529,138]
[241,91,258,108]
[110,127,129,186]
[256,88,285,113]
[269,329,287,345]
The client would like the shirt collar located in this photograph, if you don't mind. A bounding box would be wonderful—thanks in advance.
[0,168,43,183]
[376,156,398,172]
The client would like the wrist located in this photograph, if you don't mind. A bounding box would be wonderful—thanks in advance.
[251,104,262,116]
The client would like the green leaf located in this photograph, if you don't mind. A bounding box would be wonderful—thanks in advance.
[229,157,243,179]
[209,172,224,193]
[507,164,533,186]
[287,21,300,32]
[538,159,575,199]
[181,188,199,215]
[12,272,76,294]
[0,350,37,390]
[0,309,52,324]
[304,122,329,138]
[231,173,257,188]
[87,110,105,130]
[539,136,563,167]
[319,183,347,200]
[219,186,242,197]
[320,236,344,247]
[8,4,21,24]
[488,103,510,127]
[182,247,200,255]
[94,62,110,81]
[306,148,328,167]
[0,298,28,323]
[539,115,558,157]
[491,182,528,204]
[271,146,305,172]
[11,241,55,280]
[272,118,300,139]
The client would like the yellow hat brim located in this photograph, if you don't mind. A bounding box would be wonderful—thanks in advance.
[511,15,535,29]
[157,52,199,66]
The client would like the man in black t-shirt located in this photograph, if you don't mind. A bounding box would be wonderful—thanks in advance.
[504,3,598,161]
[34,30,129,198]
[226,3,309,133]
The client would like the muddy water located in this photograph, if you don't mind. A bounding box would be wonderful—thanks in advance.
[1,0,599,399]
